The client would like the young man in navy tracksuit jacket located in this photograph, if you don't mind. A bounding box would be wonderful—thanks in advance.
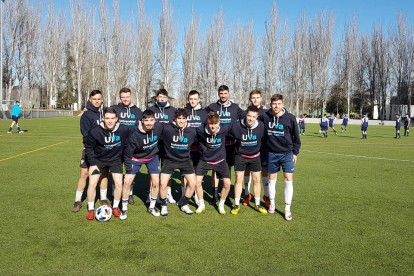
[145,89,177,203]
[122,110,162,219]
[111,87,142,205]
[206,85,243,205]
[194,112,232,215]
[72,90,109,213]
[262,94,301,221]
[84,107,130,220]
[158,108,198,216]
[229,105,267,215]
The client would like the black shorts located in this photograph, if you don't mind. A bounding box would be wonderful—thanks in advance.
[234,154,262,173]
[92,158,123,175]
[160,158,195,175]
[225,143,236,167]
[196,160,231,179]
[80,148,90,169]
[190,151,200,167]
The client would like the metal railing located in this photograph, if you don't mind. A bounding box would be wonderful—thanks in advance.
[0,109,73,119]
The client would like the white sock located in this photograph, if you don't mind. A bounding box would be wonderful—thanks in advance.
[88,201,95,210]
[219,199,225,207]
[167,188,172,197]
[255,197,260,206]
[181,187,186,197]
[122,198,128,211]
[284,180,293,212]
[235,198,240,205]
[113,199,120,209]
[112,184,115,196]
[100,189,107,200]
[269,179,277,207]
[75,190,83,202]
[130,185,133,196]
[262,176,269,197]
[199,199,204,206]
[149,197,156,209]
[244,176,251,195]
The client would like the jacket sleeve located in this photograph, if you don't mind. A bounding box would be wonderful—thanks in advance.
[84,130,98,166]
[291,117,301,155]
[237,106,244,120]
[124,136,135,174]
[80,115,91,143]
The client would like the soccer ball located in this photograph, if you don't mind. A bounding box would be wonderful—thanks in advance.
[95,205,112,222]
[318,130,322,133]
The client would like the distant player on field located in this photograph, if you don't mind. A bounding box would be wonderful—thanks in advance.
[7,101,24,134]
[361,113,368,139]
[262,94,301,221]
[320,114,329,138]
[341,114,349,132]
[328,113,338,135]
[84,107,130,220]
[299,114,307,136]
[395,114,401,139]
[404,114,410,136]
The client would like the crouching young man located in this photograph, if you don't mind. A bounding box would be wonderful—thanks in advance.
[122,110,162,219]
[195,112,232,215]
[262,94,301,221]
[230,105,267,215]
[84,107,130,220]
[159,108,197,216]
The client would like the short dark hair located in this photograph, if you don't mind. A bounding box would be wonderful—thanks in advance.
[303,114,307,116]
[249,90,261,98]
[16,101,20,104]
[324,114,327,116]
[119,88,131,95]
[142,110,155,120]
[103,107,117,116]
[218,85,229,93]
[270,94,283,103]
[246,105,259,114]
[157,89,168,97]
[89,90,102,98]
[396,114,400,116]
[188,90,200,99]
[174,108,188,119]
[207,111,220,124]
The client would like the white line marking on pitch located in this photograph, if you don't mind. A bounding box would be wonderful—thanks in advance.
[301,150,414,163]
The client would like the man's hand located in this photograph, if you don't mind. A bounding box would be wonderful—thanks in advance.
[89,165,100,176]
[292,155,297,165]
[262,105,268,110]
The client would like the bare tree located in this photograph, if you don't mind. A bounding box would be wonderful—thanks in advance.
[157,0,179,92]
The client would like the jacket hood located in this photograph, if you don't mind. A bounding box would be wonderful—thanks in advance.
[216,99,233,108]
[86,101,102,113]
[155,101,171,109]
[185,102,202,110]
[241,118,259,130]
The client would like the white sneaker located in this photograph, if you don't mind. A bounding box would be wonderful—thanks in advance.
[148,208,160,217]
[285,210,292,221]
[218,204,226,215]
[161,206,168,216]
[19,131,24,133]
[268,205,275,214]
[167,194,176,204]
[7,131,11,134]
[181,205,193,215]
[196,204,205,214]
[120,210,128,220]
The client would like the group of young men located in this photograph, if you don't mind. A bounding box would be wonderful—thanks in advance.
[72,85,301,221]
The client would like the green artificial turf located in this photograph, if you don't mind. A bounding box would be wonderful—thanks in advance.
[0,117,413,275]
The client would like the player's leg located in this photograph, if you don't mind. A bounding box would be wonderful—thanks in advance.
[98,169,110,206]
[218,177,231,215]
[147,172,161,216]
[231,171,244,215]
[210,170,219,204]
[267,152,280,214]
[180,173,196,214]
[73,167,89,212]
[86,173,101,220]
[16,121,23,133]
[159,173,171,216]
[252,171,266,214]
[243,168,252,206]
[195,174,205,213]
[8,118,16,133]
[280,152,295,221]
[111,173,124,218]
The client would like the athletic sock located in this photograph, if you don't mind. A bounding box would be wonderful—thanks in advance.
[244,176,251,196]
[161,197,167,206]
[284,180,293,212]
[255,197,260,206]
[113,199,120,209]
[100,189,107,200]
[167,188,172,197]
[235,198,240,205]
[181,187,186,197]
[112,184,115,196]
[17,127,21,132]
[182,196,191,206]
[269,179,277,207]
[262,176,269,197]
[149,197,156,209]
[75,190,83,202]
[130,185,133,196]
[198,199,204,206]
[213,187,218,198]
[88,201,95,210]
[219,199,225,207]
[122,198,128,211]
[8,127,12,132]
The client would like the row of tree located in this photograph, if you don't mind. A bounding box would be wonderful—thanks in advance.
[1,0,414,119]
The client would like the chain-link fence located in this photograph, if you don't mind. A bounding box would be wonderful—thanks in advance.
[0,101,73,119]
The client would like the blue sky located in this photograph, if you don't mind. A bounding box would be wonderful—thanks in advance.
[48,0,414,36]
